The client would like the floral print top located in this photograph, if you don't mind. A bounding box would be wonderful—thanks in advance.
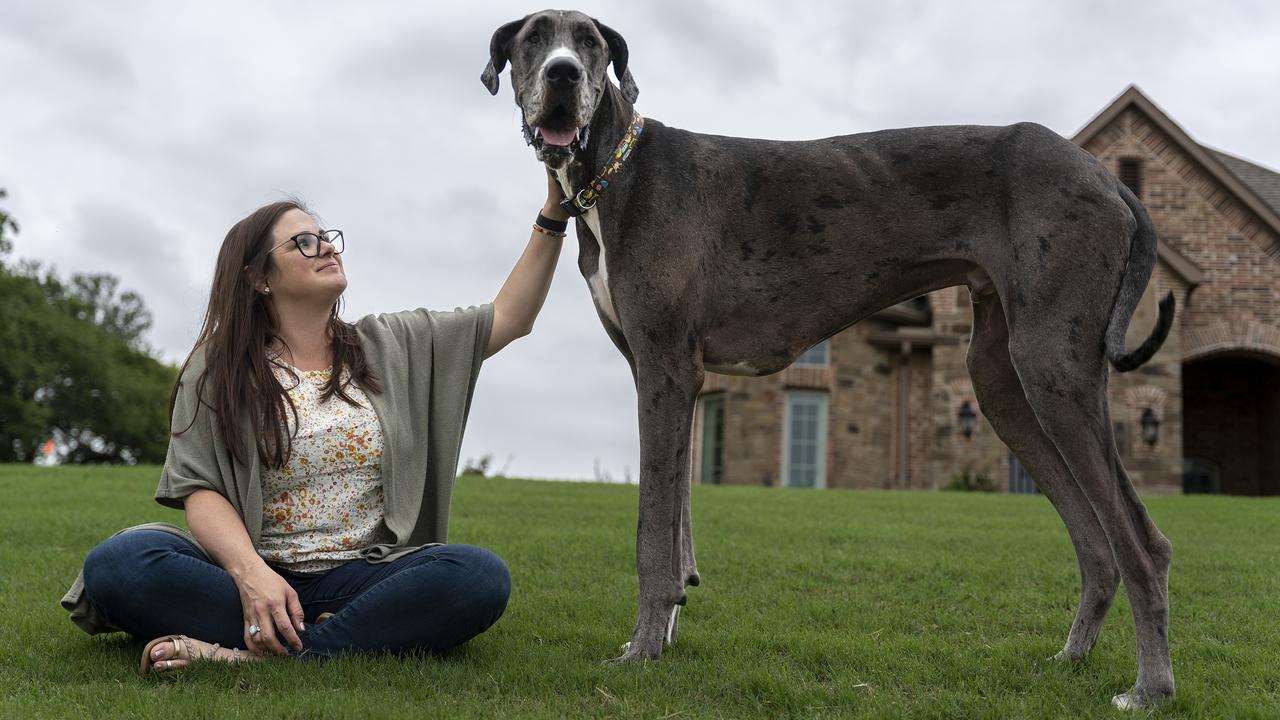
[257,362,389,573]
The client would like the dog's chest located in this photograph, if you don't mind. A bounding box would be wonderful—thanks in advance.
[554,168,622,333]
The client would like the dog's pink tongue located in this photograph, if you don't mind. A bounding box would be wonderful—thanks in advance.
[538,126,578,146]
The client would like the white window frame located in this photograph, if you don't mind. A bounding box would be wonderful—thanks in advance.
[697,394,725,485]
[782,390,828,489]
[793,339,830,367]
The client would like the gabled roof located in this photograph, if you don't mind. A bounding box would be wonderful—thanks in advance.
[1072,84,1280,242]
[1206,148,1280,218]
[1157,242,1205,287]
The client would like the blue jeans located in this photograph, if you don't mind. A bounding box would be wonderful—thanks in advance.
[81,530,511,657]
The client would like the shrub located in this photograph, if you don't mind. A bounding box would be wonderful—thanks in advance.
[946,467,996,492]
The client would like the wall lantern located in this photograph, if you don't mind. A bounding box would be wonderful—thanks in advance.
[1140,407,1161,447]
[957,401,977,439]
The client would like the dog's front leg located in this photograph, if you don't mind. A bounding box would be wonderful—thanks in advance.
[667,440,700,646]
[613,357,703,662]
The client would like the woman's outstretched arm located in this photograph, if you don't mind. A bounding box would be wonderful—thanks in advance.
[485,172,571,358]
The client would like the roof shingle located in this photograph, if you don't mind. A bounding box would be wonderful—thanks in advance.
[1205,148,1280,218]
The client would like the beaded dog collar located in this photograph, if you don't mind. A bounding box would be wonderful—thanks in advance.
[559,113,645,217]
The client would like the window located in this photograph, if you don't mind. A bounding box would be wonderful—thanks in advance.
[1113,421,1130,461]
[1183,457,1220,494]
[794,339,829,367]
[1118,158,1142,198]
[698,395,724,485]
[783,391,827,488]
[1008,452,1039,494]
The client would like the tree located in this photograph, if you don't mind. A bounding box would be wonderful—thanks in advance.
[0,190,176,464]
[0,188,17,259]
[67,273,154,351]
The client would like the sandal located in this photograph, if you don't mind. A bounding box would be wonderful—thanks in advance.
[139,634,253,675]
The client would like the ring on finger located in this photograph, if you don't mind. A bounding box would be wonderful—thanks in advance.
[248,623,261,637]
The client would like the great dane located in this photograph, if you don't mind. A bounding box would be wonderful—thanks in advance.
[482,10,1176,709]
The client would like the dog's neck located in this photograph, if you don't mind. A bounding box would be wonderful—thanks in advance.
[563,82,638,193]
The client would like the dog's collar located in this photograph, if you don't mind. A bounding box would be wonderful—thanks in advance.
[558,113,645,217]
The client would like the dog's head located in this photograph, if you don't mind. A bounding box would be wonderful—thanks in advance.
[481,10,638,169]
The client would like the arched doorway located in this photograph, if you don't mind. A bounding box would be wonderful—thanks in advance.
[1182,353,1280,495]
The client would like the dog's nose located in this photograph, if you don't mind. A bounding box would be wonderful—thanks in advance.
[545,59,582,87]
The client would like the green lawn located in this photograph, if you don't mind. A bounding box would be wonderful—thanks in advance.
[1,465,1277,719]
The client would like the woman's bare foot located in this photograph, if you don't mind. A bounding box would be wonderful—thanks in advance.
[140,635,262,674]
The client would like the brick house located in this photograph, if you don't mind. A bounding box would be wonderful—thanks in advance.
[692,85,1280,496]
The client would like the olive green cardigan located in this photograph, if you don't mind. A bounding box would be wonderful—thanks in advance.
[61,304,494,634]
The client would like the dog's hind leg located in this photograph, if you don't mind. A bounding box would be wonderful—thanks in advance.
[614,351,705,661]
[966,292,1120,662]
[1005,307,1174,709]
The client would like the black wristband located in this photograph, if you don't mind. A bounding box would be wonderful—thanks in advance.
[535,213,569,233]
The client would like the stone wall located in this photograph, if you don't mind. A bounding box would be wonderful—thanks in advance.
[828,323,897,488]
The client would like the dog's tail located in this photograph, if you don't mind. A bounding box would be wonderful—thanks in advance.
[1106,184,1175,373]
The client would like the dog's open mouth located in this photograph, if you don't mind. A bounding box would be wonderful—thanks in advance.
[524,106,589,156]
[536,126,579,147]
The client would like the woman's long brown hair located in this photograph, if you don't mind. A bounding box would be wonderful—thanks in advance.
[170,200,381,468]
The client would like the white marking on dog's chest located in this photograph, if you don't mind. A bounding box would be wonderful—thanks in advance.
[556,168,622,332]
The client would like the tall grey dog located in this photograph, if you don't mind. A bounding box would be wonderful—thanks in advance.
[483,10,1177,709]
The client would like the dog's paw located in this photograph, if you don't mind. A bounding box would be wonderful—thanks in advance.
[1112,687,1174,710]
[605,644,646,664]
[606,638,663,664]
[1048,649,1084,663]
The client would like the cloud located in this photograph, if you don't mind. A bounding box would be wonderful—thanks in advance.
[3,0,1280,480]
[66,200,205,358]
[640,0,779,93]
[0,2,137,96]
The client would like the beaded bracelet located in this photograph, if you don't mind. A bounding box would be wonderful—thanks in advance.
[532,224,568,238]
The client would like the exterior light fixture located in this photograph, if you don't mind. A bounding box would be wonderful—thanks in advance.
[1140,407,1161,447]
[958,401,977,439]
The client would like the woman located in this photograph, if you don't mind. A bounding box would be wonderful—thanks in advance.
[65,174,573,671]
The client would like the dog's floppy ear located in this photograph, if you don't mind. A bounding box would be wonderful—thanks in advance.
[481,18,525,96]
[593,19,639,103]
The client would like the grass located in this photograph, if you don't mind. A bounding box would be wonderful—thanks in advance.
[1,465,1277,719]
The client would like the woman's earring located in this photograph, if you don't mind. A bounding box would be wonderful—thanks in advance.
[263,286,272,295]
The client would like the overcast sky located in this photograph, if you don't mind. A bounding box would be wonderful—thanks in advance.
[3,1,1278,480]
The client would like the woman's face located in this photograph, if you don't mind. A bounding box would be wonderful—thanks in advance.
[261,208,347,303]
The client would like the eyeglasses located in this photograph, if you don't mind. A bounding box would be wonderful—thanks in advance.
[269,229,345,258]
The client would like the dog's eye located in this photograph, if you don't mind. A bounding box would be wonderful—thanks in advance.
[580,37,597,48]
[527,32,541,44]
